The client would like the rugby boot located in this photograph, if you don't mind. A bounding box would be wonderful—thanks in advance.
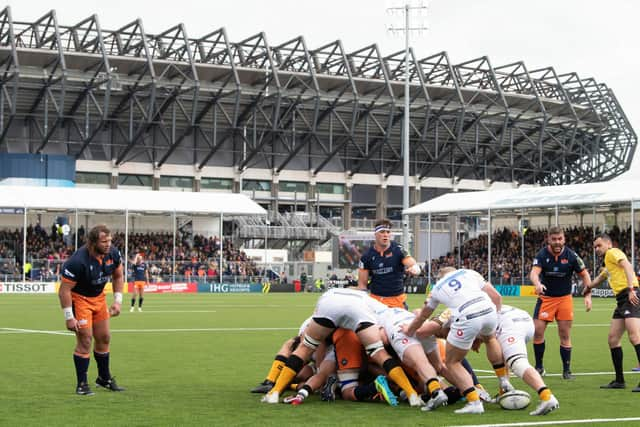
[600,380,625,389]
[454,400,484,414]
[631,383,640,392]
[96,376,125,391]
[529,395,559,416]
[283,394,305,405]
[261,391,280,404]
[562,370,575,380]
[76,382,95,396]
[374,375,398,406]
[408,393,425,407]
[251,380,275,393]
[421,389,448,411]
[476,385,494,403]
[321,374,338,402]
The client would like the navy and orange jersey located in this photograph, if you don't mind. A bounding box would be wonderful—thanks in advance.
[133,262,147,281]
[61,246,122,297]
[358,240,409,297]
[532,245,586,297]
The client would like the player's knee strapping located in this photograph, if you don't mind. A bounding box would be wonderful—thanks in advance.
[365,340,385,358]
[302,334,321,351]
[507,353,531,378]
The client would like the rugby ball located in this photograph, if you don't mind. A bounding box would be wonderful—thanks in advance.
[498,390,531,410]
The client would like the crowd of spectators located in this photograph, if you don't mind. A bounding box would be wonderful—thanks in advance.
[428,225,640,285]
[2,223,640,285]
[0,224,262,282]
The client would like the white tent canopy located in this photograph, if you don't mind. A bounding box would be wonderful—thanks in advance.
[405,178,640,215]
[0,185,265,284]
[0,185,266,215]
[403,178,640,285]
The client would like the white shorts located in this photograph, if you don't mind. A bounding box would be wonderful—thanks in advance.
[448,304,497,350]
[420,335,439,355]
[314,288,377,331]
[377,308,422,361]
[496,308,534,361]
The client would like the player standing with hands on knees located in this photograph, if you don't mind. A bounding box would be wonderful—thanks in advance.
[358,218,422,309]
[58,224,126,395]
[529,226,592,380]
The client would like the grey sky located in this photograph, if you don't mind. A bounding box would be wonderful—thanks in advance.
[5,0,639,177]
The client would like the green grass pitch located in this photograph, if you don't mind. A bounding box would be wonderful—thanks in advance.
[1,293,639,426]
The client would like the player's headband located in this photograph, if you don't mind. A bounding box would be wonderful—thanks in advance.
[374,225,391,233]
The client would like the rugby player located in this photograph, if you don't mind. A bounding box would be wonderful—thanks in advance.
[261,287,424,407]
[58,224,126,395]
[130,253,148,312]
[358,218,421,309]
[370,303,449,411]
[495,304,559,415]
[529,226,592,379]
[402,267,503,414]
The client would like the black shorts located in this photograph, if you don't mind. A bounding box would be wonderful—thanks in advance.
[612,288,640,319]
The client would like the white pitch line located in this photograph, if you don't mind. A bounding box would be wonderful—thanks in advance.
[475,370,640,379]
[0,327,74,336]
[1,326,299,334]
[128,310,218,313]
[111,327,299,333]
[447,417,640,427]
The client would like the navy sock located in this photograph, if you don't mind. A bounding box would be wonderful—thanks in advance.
[461,358,479,385]
[443,386,461,404]
[131,298,135,307]
[560,346,572,372]
[534,341,545,369]
[94,351,111,380]
[634,343,640,365]
[73,354,90,385]
[139,297,144,308]
[611,347,624,383]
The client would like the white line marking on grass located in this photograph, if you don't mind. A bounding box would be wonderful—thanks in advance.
[141,304,313,308]
[0,327,74,336]
[0,326,299,334]
[447,417,640,427]
[111,327,299,333]
[130,310,218,313]
[475,370,640,378]
[551,323,612,327]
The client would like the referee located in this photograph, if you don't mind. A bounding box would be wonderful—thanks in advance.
[529,226,592,380]
[586,233,640,391]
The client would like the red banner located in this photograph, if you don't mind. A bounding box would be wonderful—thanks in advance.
[127,282,197,293]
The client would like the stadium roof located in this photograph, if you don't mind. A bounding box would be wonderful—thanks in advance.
[0,185,266,216]
[0,7,635,186]
[404,179,640,215]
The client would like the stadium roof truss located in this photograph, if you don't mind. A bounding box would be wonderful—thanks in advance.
[0,7,635,185]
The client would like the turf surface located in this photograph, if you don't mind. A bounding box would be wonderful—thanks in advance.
[1,293,639,426]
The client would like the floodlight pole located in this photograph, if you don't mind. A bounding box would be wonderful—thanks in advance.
[264,217,270,279]
[402,3,410,250]
[388,1,427,251]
